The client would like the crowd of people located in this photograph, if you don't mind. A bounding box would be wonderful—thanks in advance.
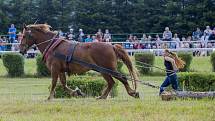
[124,26,215,50]
[0,24,215,53]
[59,28,112,43]
[0,24,22,51]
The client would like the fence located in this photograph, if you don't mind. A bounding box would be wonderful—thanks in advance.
[0,42,214,57]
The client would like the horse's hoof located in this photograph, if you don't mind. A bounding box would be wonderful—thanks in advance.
[75,89,86,97]
[134,92,140,98]
[47,96,54,101]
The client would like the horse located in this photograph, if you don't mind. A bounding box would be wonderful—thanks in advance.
[19,24,139,100]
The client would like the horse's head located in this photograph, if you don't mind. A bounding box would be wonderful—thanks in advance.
[19,24,52,55]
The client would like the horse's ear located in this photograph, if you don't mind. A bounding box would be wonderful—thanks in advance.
[44,23,52,29]
[48,25,52,29]
[23,23,27,29]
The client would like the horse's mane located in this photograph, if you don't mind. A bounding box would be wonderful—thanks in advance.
[27,24,52,33]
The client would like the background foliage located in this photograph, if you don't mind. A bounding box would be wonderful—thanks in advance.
[178,52,193,72]
[134,52,155,74]
[0,0,215,36]
[178,72,215,91]
[2,53,24,77]
[55,75,118,98]
[36,54,50,76]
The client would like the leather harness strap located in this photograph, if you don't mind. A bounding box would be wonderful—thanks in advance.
[65,43,78,63]
[53,44,126,79]
[65,43,78,74]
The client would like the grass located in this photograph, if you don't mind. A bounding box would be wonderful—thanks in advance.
[0,77,214,121]
[0,57,215,121]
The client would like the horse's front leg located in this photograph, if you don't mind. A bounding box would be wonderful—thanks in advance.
[47,70,58,100]
[59,73,84,97]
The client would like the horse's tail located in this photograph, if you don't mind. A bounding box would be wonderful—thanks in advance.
[113,44,139,91]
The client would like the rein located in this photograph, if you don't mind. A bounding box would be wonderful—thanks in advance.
[31,33,59,49]
[21,33,59,52]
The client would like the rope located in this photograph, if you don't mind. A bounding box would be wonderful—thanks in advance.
[135,60,175,73]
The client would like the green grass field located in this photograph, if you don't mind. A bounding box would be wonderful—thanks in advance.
[0,57,215,121]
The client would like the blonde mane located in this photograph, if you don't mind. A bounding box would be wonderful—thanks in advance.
[27,24,52,33]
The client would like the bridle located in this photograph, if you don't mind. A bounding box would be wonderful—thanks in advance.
[20,30,58,52]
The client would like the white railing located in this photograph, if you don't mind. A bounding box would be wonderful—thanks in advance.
[0,48,214,55]
[126,48,215,53]
[0,41,215,55]
[0,40,215,46]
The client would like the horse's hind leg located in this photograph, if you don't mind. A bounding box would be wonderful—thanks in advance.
[97,74,115,99]
[114,76,139,98]
[59,73,80,96]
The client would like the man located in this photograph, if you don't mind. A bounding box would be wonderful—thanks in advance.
[78,29,85,42]
[163,27,172,48]
[84,35,93,43]
[8,24,16,43]
[163,27,172,41]
[67,28,75,41]
[103,29,111,42]
[192,27,203,41]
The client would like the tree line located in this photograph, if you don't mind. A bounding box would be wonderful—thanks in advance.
[0,0,214,36]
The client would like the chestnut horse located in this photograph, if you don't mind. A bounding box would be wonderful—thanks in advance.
[19,24,139,100]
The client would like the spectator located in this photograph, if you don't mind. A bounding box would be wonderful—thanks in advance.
[58,30,64,37]
[163,27,172,41]
[172,34,180,48]
[92,35,98,42]
[163,27,172,48]
[209,27,215,40]
[180,37,186,48]
[124,34,133,49]
[202,26,212,41]
[96,29,103,42]
[103,29,111,42]
[146,35,152,49]
[140,34,147,42]
[186,36,193,48]
[17,32,23,43]
[67,28,75,41]
[133,36,139,49]
[78,29,85,42]
[84,35,93,43]
[147,35,152,41]
[155,34,162,48]
[0,36,4,51]
[192,27,203,41]
[8,24,16,43]
[0,36,7,51]
[127,34,134,42]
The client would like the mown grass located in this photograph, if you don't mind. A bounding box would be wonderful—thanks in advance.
[0,57,214,121]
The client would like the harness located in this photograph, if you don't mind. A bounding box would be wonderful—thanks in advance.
[53,43,126,78]
[38,37,160,90]
[42,39,63,62]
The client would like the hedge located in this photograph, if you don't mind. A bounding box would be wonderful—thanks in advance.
[210,52,215,72]
[178,72,215,91]
[2,53,24,77]
[55,76,118,98]
[134,53,155,74]
[117,61,123,73]
[177,52,193,72]
[36,54,50,76]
